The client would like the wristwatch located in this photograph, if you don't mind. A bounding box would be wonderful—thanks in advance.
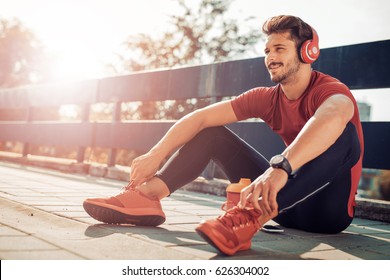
[270,155,292,176]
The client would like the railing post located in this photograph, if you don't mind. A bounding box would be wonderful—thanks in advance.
[77,104,90,163]
[22,107,33,157]
[107,101,121,167]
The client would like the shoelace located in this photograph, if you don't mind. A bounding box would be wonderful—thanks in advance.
[218,207,262,229]
[221,200,235,211]
[120,181,135,193]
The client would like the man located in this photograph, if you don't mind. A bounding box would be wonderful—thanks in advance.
[83,15,363,256]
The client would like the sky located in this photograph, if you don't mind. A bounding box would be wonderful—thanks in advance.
[1,0,390,120]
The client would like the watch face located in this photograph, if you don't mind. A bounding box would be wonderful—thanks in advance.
[272,155,284,164]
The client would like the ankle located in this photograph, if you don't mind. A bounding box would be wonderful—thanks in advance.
[135,177,170,200]
[136,187,160,200]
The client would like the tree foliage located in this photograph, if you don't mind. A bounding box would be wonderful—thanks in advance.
[110,0,262,120]
[112,0,262,73]
[0,18,45,88]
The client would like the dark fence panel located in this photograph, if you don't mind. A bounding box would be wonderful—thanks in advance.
[361,122,390,169]
[93,122,174,152]
[313,40,390,90]
[0,41,389,170]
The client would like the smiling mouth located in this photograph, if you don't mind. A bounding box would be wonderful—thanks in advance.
[268,62,282,70]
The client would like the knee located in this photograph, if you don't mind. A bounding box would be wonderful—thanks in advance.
[339,122,360,148]
[339,122,361,163]
[193,126,229,141]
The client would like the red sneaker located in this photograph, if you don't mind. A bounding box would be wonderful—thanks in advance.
[83,185,166,226]
[196,207,262,255]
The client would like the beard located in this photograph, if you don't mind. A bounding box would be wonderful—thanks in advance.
[269,56,301,84]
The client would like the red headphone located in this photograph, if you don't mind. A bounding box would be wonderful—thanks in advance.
[299,27,320,63]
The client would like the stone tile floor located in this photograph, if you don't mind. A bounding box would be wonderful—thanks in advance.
[0,161,389,260]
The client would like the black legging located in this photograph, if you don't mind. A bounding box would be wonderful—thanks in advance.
[156,122,361,234]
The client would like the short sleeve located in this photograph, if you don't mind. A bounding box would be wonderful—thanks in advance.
[230,87,275,121]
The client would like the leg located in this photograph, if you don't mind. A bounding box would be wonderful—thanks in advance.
[196,122,361,255]
[274,122,361,233]
[84,126,270,226]
[156,126,270,194]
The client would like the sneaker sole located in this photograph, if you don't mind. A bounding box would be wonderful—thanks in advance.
[196,224,251,256]
[83,201,165,226]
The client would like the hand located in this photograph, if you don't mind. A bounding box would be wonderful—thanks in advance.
[129,152,163,187]
[239,167,288,215]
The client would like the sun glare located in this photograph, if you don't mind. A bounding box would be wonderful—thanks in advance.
[3,0,181,83]
[33,2,120,82]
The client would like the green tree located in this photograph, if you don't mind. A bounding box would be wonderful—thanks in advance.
[0,18,45,88]
[110,0,262,120]
[113,0,261,72]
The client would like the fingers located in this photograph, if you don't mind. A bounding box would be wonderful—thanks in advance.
[129,167,149,187]
[129,161,147,187]
[238,181,278,215]
[269,189,278,213]
[239,184,262,210]
[250,184,261,210]
[260,185,271,214]
[238,185,252,208]
[129,156,155,187]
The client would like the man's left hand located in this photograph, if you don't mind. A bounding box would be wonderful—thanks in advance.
[239,167,288,215]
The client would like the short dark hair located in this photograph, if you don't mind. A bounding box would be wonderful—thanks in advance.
[262,15,313,49]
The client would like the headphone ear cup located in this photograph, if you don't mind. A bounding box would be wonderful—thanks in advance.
[300,28,320,63]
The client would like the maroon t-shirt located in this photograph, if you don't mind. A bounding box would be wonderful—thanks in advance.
[230,70,363,217]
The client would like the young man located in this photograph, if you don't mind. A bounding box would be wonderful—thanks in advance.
[83,15,363,256]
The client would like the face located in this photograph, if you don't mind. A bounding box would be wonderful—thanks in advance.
[264,32,301,84]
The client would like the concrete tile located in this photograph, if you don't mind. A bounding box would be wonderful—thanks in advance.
[346,223,390,234]
[300,248,362,260]
[351,218,389,226]
[52,211,91,219]
[34,205,84,212]
[0,225,27,236]
[0,236,57,251]
[1,162,390,260]
[165,216,203,224]
[252,236,316,255]
[15,195,56,201]
[0,249,85,260]
[131,231,205,247]
[311,232,389,249]
[167,244,217,259]
[73,217,99,224]
[363,244,390,258]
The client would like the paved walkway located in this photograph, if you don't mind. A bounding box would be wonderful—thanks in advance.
[0,161,389,260]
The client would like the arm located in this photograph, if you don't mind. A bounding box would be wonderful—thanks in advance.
[283,94,354,170]
[130,100,238,186]
[240,94,355,214]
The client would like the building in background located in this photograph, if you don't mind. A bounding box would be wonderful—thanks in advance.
[357,101,385,199]
[357,101,371,121]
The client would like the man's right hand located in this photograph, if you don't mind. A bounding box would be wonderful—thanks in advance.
[129,152,163,187]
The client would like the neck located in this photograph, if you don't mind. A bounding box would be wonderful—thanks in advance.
[280,65,312,100]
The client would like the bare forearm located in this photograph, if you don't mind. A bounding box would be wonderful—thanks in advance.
[149,112,204,161]
[148,100,238,162]
[282,94,354,171]
[283,114,346,170]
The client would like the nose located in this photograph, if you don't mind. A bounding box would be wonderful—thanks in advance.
[265,52,275,66]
